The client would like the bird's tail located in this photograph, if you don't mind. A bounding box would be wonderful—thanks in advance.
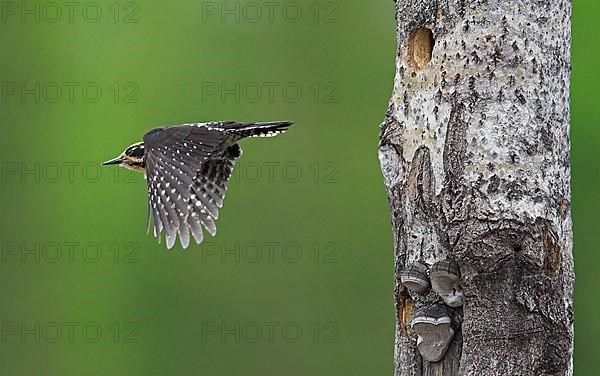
[224,121,294,138]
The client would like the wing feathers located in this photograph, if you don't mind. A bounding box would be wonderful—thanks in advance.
[187,213,204,244]
[146,147,240,249]
[143,122,289,249]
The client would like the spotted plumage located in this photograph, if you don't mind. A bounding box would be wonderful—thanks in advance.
[102,120,294,249]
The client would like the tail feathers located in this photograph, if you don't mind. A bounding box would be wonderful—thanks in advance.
[223,121,294,138]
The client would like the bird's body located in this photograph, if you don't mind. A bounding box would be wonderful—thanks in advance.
[102,120,294,249]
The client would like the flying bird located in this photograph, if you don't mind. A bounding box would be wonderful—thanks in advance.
[102,120,294,249]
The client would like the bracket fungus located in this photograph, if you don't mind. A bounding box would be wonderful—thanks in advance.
[430,259,463,307]
[410,305,455,362]
[400,262,430,294]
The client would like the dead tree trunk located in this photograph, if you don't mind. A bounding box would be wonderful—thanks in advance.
[378,1,573,375]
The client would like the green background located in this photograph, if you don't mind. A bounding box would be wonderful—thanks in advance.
[0,0,596,375]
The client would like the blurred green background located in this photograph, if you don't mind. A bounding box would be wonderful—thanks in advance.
[0,0,596,375]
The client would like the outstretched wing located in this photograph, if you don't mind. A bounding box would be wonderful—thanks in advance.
[143,123,241,249]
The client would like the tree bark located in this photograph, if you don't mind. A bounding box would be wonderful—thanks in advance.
[378,1,573,375]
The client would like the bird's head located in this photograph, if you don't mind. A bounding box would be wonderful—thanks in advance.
[102,142,146,172]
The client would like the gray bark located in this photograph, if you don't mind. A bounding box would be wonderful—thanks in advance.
[378,1,573,375]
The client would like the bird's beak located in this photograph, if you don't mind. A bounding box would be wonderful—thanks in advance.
[101,156,124,166]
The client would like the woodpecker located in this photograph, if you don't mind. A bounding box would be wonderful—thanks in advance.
[102,120,294,249]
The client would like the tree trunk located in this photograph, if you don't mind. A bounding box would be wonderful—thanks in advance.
[378,1,573,375]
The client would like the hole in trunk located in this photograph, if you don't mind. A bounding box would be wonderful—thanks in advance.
[408,27,434,70]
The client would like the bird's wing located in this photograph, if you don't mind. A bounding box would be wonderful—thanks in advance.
[143,123,242,249]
